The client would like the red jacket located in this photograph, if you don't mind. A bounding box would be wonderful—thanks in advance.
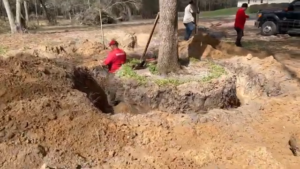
[104,48,126,73]
[234,8,249,30]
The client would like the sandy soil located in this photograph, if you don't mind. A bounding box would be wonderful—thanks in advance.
[0,18,300,169]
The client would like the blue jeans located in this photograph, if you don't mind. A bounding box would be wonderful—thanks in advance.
[184,22,195,40]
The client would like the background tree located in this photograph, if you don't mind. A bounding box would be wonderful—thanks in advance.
[2,0,16,33]
[24,0,29,22]
[16,0,21,26]
[39,0,57,24]
[157,0,180,74]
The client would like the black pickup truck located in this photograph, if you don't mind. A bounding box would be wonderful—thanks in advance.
[255,0,300,36]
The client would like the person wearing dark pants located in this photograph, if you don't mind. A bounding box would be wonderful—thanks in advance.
[184,22,195,40]
[234,3,249,47]
[235,27,244,47]
[183,0,198,41]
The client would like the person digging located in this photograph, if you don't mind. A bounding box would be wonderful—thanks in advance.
[234,3,249,47]
[102,39,127,73]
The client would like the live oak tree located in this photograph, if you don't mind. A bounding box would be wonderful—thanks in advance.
[157,0,180,75]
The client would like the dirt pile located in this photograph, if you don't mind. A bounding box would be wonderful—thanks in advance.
[218,55,300,104]
[178,33,272,60]
[31,33,138,60]
[0,54,133,169]
[74,8,116,25]
[41,39,107,58]
[74,39,106,57]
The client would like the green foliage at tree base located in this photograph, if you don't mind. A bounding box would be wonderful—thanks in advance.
[116,59,227,86]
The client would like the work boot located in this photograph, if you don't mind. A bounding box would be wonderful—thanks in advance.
[235,42,242,47]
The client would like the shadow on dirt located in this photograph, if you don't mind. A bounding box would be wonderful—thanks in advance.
[242,39,300,59]
[178,29,222,66]
[72,67,114,114]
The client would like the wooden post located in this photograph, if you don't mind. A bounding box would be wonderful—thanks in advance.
[99,0,105,48]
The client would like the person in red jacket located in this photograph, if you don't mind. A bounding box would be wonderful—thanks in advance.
[234,3,249,47]
[103,40,127,73]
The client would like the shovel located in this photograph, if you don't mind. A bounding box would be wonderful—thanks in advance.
[133,12,160,70]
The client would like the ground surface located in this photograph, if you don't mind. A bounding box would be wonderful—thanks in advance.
[0,17,300,169]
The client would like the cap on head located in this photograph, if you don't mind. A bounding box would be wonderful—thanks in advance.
[241,3,248,8]
[109,39,118,46]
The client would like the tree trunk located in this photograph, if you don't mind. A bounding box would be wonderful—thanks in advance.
[39,0,56,25]
[0,0,3,20]
[16,0,21,25]
[3,0,16,33]
[35,0,39,25]
[157,0,180,75]
[126,5,132,21]
[69,12,72,21]
[24,0,29,22]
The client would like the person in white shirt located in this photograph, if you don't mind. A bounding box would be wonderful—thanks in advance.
[183,0,198,40]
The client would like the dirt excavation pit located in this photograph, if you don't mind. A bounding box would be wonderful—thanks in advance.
[0,38,299,168]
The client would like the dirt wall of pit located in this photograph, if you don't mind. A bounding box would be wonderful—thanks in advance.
[90,73,240,114]
[0,54,133,169]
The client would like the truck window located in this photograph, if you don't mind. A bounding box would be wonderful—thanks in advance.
[288,4,295,11]
[294,1,300,11]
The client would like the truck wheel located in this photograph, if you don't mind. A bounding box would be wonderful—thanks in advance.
[261,21,277,36]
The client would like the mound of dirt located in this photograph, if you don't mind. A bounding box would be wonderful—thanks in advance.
[29,33,138,60]
[178,33,272,60]
[75,39,106,57]
[0,53,133,168]
[74,8,116,25]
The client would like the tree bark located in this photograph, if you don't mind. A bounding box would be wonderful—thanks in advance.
[157,0,180,75]
[16,0,21,25]
[126,5,132,21]
[39,0,56,25]
[35,0,39,25]
[24,0,29,22]
[3,0,16,33]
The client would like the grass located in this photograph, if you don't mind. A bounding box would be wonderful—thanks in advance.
[201,62,227,82]
[201,7,238,17]
[116,59,227,86]
[189,57,199,63]
[200,7,254,18]
[154,61,227,86]
[0,46,7,55]
[116,58,147,84]
[148,63,158,74]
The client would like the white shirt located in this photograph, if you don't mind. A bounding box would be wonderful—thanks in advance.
[183,4,194,24]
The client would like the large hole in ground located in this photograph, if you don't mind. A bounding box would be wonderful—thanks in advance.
[72,67,114,114]
[71,66,241,115]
